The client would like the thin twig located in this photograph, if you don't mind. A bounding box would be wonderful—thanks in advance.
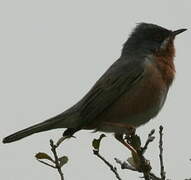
[115,127,168,180]
[115,158,160,180]
[93,150,122,180]
[137,149,151,180]
[116,130,155,180]
[159,126,166,180]
[142,129,155,154]
[37,159,56,168]
[114,158,136,171]
[149,172,162,180]
[128,132,152,180]
[50,139,64,180]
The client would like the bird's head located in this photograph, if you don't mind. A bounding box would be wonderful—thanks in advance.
[122,23,187,57]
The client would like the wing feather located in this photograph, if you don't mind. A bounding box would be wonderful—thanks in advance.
[78,59,145,126]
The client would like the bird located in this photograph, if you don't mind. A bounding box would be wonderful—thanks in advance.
[3,23,186,145]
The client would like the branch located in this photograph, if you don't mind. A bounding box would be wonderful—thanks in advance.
[159,126,166,180]
[137,149,151,180]
[37,159,56,168]
[114,158,137,171]
[115,126,169,180]
[116,129,163,180]
[93,150,122,180]
[124,132,153,180]
[35,136,69,180]
[50,139,64,180]
[115,158,161,180]
[142,129,155,154]
[92,134,122,180]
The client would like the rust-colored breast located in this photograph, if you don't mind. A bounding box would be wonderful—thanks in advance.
[155,39,176,86]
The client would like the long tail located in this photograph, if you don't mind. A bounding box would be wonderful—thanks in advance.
[3,109,79,143]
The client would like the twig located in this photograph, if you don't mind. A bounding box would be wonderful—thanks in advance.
[93,150,122,180]
[115,127,169,180]
[137,149,151,180]
[114,158,136,171]
[36,137,69,180]
[159,126,166,180]
[149,172,162,180]
[115,158,160,180]
[37,159,56,168]
[127,132,152,180]
[142,129,155,154]
[50,139,64,180]
[116,130,156,180]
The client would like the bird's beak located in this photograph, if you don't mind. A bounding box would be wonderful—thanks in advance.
[172,28,187,37]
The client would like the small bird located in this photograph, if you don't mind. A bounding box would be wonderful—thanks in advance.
[3,23,186,145]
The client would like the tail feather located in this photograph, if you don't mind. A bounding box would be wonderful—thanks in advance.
[3,109,79,143]
[3,120,56,143]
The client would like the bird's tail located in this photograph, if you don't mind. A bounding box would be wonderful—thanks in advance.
[3,109,79,143]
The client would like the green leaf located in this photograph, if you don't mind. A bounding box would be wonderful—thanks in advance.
[35,152,54,162]
[92,134,106,151]
[59,156,69,167]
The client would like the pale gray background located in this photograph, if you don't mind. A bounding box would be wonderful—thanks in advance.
[0,0,190,179]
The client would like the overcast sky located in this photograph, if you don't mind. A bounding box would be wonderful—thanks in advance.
[0,0,190,180]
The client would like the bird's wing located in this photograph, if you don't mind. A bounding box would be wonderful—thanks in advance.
[78,59,145,126]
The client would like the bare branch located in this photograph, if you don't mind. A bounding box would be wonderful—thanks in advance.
[115,158,161,180]
[142,129,155,154]
[149,172,162,180]
[36,159,56,169]
[115,130,162,180]
[159,126,166,180]
[137,149,151,180]
[93,150,122,180]
[50,139,64,180]
[114,158,137,171]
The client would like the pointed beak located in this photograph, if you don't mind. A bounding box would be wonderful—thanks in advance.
[172,28,187,37]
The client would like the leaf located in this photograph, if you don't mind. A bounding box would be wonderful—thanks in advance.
[35,152,54,162]
[59,156,69,167]
[92,134,106,151]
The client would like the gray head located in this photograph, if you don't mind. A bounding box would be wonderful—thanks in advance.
[122,23,187,56]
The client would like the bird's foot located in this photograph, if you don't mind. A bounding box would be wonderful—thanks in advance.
[55,136,71,147]
[114,133,137,155]
[54,128,79,147]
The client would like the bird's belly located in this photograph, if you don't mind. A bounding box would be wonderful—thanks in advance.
[95,70,168,132]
